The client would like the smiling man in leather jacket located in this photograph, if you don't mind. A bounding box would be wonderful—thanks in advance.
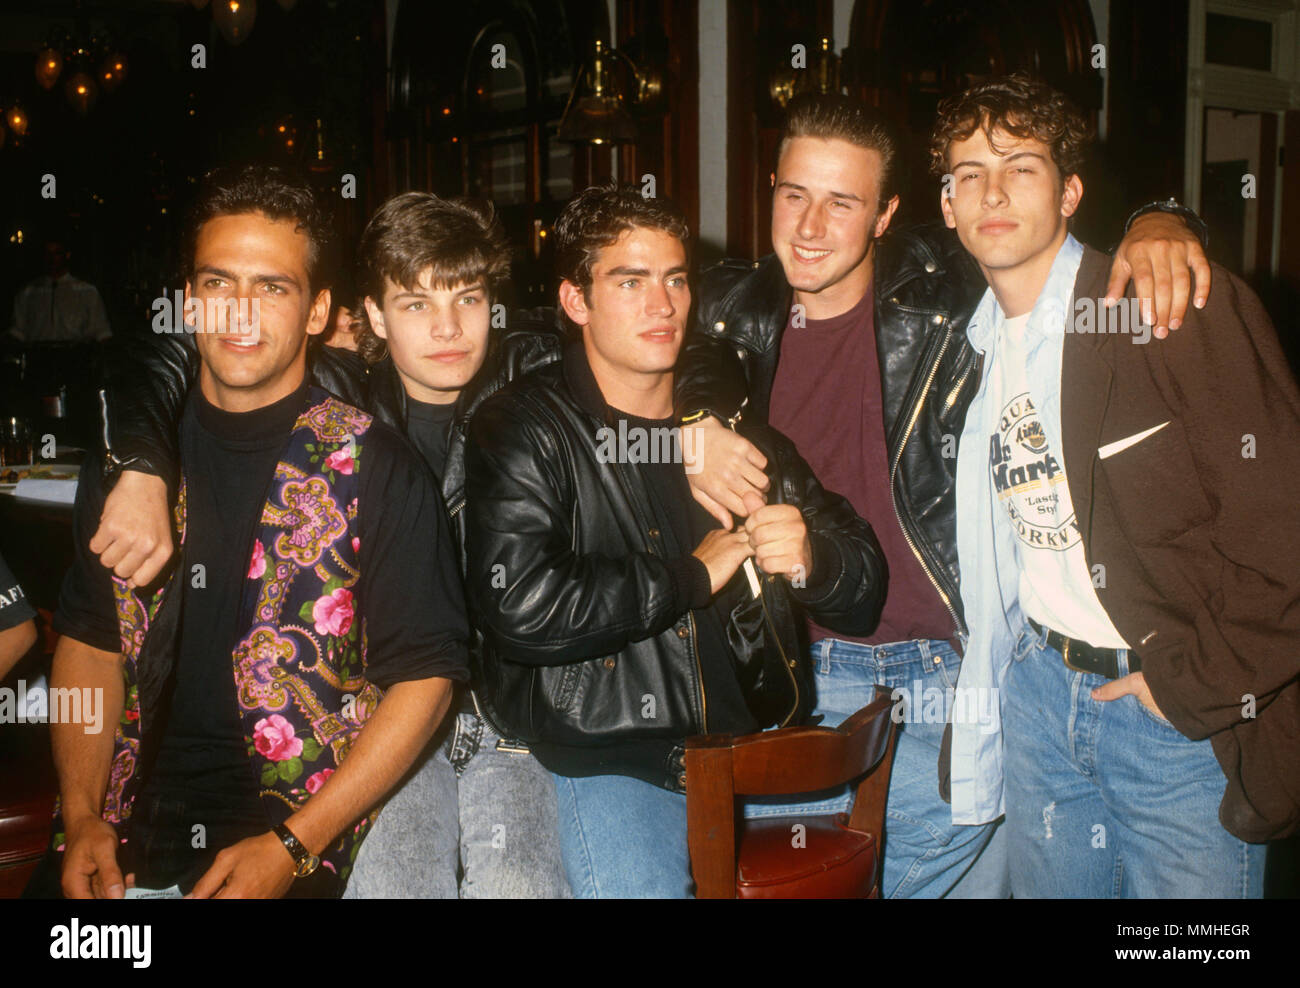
[463,184,887,898]
[671,94,1213,897]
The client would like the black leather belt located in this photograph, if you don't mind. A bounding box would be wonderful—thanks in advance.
[1028,618,1140,680]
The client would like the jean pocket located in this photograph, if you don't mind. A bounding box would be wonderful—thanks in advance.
[1129,693,1183,734]
[928,646,962,692]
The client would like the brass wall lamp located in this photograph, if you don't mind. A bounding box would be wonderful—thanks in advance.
[558,37,664,145]
[769,36,842,109]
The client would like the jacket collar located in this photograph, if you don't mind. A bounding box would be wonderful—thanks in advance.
[875,232,944,299]
[965,234,1085,355]
[713,255,793,353]
[874,224,986,304]
[561,339,614,421]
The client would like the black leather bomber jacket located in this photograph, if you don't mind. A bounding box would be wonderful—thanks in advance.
[463,343,887,792]
[675,222,990,642]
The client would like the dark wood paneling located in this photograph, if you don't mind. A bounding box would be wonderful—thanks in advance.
[726,0,834,259]
[618,0,699,235]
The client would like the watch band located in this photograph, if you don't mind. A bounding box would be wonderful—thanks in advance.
[273,823,320,878]
[1123,197,1209,250]
[680,400,746,430]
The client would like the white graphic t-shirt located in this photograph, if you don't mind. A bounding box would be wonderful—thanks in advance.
[987,312,1128,648]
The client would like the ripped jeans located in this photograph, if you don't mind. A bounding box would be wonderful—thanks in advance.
[1002,621,1265,898]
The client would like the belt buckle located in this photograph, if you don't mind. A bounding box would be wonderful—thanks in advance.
[1059,636,1088,675]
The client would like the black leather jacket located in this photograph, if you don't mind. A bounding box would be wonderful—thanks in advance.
[675,222,989,641]
[464,342,887,791]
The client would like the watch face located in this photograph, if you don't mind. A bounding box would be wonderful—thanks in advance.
[295,854,321,878]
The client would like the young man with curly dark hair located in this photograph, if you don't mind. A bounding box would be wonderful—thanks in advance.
[934,74,1299,897]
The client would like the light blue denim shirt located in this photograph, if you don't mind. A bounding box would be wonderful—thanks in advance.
[949,234,1084,825]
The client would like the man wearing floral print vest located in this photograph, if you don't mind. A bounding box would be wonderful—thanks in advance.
[34,165,468,899]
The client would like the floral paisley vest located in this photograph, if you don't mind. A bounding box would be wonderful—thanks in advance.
[55,389,382,884]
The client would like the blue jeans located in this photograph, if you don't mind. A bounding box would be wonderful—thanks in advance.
[1003,621,1266,898]
[344,702,571,898]
[554,773,693,898]
[554,638,1003,898]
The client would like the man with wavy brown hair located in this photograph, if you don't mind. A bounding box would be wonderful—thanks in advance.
[934,74,1297,897]
[344,191,570,898]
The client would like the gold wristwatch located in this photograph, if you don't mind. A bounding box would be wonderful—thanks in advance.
[273,823,320,878]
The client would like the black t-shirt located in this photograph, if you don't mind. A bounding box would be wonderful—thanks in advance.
[0,550,37,632]
[55,381,470,822]
[615,411,758,736]
[406,397,458,482]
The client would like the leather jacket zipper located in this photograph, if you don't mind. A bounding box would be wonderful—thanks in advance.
[888,324,968,639]
[944,361,975,414]
[443,492,519,742]
[724,420,799,724]
[687,609,707,732]
[468,683,524,750]
[615,449,709,734]
[756,573,800,726]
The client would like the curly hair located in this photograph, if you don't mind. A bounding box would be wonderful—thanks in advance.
[552,183,690,298]
[928,73,1093,180]
[354,192,512,365]
[185,163,336,293]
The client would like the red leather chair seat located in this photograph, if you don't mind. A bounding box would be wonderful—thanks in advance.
[735,812,878,899]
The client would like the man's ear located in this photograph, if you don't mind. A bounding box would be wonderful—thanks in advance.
[1061,173,1084,219]
[769,171,776,189]
[363,295,387,340]
[306,288,331,338]
[940,186,957,230]
[558,279,590,327]
[182,280,195,328]
[874,195,901,239]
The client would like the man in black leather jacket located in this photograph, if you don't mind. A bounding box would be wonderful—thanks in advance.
[671,95,1212,898]
[463,184,886,898]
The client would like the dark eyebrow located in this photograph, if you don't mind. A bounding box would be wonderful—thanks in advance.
[775,180,864,203]
[390,289,433,300]
[953,151,1047,170]
[454,282,485,295]
[605,266,689,278]
[195,265,301,289]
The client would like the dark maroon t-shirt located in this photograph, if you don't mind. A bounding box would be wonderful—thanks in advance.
[767,285,953,646]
